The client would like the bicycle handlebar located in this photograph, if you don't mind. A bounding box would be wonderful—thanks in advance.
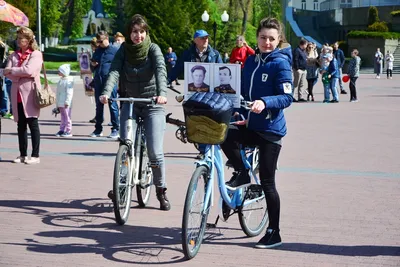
[110,97,156,105]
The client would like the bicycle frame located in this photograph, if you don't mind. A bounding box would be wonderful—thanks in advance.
[112,98,154,188]
[197,144,263,211]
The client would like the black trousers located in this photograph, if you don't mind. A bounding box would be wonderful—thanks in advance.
[307,78,317,97]
[349,77,358,100]
[220,126,282,230]
[387,69,392,78]
[17,103,40,157]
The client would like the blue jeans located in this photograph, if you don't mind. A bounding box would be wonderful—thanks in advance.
[120,102,166,188]
[94,83,119,132]
[0,78,12,114]
[323,78,339,101]
[330,78,339,101]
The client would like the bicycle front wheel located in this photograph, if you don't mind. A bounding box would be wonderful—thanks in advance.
[238,185,268,237]
[182,165,210,260]
[136,143,153,207]
[113,144,133,225]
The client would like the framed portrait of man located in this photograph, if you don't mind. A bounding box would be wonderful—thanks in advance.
[212,63,241,108]
[184,62,212,99]
[82,74,94,96]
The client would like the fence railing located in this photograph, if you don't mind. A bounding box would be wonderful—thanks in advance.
[320,0,400,11]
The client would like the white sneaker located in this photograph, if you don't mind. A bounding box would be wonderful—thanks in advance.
[25,157,40,165]
[13,156,26,163]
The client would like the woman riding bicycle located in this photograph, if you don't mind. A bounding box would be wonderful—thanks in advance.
[220,17,293,248]
[99,14,170,211]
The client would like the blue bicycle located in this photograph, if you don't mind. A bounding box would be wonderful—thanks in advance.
[171,98,268,260]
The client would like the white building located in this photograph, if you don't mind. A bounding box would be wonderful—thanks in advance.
[286,0,325,11]
[82,0,112,36]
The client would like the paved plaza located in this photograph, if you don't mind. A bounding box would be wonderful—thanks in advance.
[0,75,399,266]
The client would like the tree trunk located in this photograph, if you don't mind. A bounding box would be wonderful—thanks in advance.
[63,0,75,44]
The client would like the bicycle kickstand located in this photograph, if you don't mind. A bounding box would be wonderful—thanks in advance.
[206,215,220,228]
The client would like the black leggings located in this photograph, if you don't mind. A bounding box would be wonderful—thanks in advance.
[387,69,392,78]
[349,77,358,100]
[17,103,40,157]
[220,126,282,230]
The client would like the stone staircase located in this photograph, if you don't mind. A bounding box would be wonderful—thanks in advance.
[391,45,400,74]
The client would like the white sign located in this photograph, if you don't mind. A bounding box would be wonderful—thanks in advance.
[184,62,241,108]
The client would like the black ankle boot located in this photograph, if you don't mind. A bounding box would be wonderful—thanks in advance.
[156,187,171,211]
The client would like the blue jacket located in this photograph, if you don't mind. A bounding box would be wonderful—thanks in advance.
[328,58,339,78]
[293,46,307,70]
[165,52,177,67]
[168,43,222,82]
[333,48,345,68]
[92,45,119,80]
[241,44,293,137]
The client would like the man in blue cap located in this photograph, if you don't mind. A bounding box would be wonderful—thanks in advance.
[168,29,222,159]
[168,29,222,86]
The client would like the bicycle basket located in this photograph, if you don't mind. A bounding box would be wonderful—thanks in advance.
[183,92,233,145]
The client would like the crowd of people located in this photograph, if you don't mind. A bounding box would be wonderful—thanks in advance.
[0,15,397,250]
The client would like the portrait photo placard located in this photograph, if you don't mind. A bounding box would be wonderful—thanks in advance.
[212,63,241,108]
[184,62,212,99]
[183,62,241,108]
[82,74,94,97]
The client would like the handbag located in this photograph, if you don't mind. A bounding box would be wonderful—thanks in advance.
[34,62,56,108]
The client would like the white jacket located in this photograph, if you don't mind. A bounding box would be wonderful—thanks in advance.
[385,54,394,70]
[56,64,74,107]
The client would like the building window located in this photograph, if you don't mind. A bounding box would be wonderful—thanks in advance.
[301,0,306,9]
[314,0,319,10]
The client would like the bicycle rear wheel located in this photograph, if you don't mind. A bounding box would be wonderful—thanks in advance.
[182,165,210,260]
[238,185,268,237]
[136,143,153,207]
[113,144,133,225]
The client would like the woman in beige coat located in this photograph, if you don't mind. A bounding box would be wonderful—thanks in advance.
[4,27,43,164]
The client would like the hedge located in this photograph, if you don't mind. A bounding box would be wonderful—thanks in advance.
[347,31,400,39]
[390,10,400,17]
[367,21,389,32]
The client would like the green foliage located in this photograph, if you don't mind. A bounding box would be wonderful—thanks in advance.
[125,0,210,55]
[44,46,77,54]
[347,30,400,39]
[390,10,400,17]
[41,0,62,37]
[44,61,80,71]
[367,21,389,32]
[367,6,379,26]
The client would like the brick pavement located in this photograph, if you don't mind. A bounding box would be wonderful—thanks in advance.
[0,75,399,266]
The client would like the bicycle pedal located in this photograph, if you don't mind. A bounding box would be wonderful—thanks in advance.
[248,184,262,192]
[206,223,217,228]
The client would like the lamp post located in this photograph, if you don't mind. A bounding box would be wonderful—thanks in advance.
[201,10,229,49]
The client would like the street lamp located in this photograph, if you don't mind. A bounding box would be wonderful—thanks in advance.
[201,10,229,49]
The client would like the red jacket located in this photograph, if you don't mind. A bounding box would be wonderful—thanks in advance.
[229,45,255,68]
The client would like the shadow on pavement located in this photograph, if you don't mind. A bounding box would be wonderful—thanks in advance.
[0,198,187,264]
[67,152,115,157]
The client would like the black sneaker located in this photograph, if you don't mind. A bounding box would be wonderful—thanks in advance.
[89,117,96,123]
[255,229,282,249]
[226,171,251,189]
[340,90,348,94]
[175,81,181,85]
[329,99,339,103]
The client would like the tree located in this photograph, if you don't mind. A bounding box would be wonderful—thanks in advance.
[238,0,252,35]
[41,0,62,38]
[61,0,91,43]
[368,6,379,26]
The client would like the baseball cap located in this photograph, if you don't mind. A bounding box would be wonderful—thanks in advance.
[193,30,209,39]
